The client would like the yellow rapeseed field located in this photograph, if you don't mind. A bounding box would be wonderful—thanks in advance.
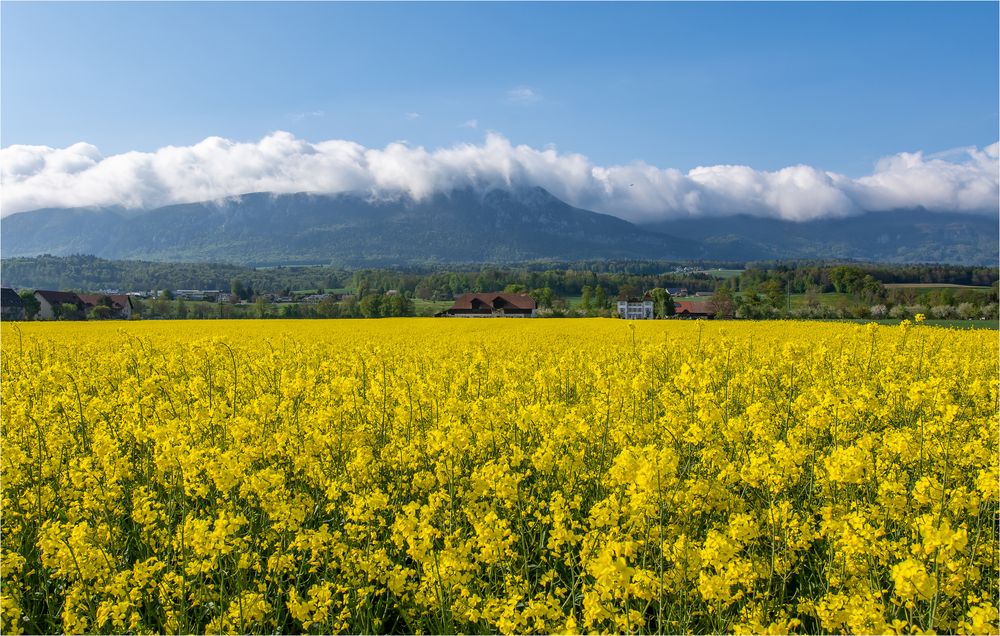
[1,319,997,634]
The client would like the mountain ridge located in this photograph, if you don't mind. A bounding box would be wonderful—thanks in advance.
[2,187,996,266]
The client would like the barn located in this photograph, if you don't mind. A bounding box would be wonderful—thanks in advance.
[442,293,537,317]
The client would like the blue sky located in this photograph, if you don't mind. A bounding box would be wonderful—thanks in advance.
[2,2,998,221]
[3,1,997,175]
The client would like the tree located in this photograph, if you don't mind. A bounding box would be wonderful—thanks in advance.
[254,295,268,319]
[91,306,113,320]
[650,288,675,318]
[762,279,785,309]
[317,296,340,318]
[707,286,735,319]
[650,288,665,318]
[161,289,175,301]
[359,294,383,318]
[151,297,170,318]
[231,279,246,301]
[193,303,212,319]
[532,287,555,309]
[176,298,189,319]
[386,293,414,317]
[618,284,640,299]
[805,286,821,309]
[130,298,147,318]
[957,302,978,320]
[341,296,361,318]
[580,286,593,314]
[57,302,84,321]
[594,286,608,311]
[18,291,40,320]
[860,275,886,304]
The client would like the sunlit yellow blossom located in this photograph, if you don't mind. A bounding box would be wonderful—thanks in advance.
[1,319,995,634]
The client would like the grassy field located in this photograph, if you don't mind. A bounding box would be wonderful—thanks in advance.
[785,292,855,308]
[694,268,743,279]
[291,287,352,295]
[883,283,993,290]
[831,318,999,330]
[412,298,453,315]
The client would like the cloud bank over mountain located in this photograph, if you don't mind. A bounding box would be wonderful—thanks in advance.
[2,132,997,222]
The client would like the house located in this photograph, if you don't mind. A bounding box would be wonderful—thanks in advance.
[77,294,134,319]
[617,294,654,319]
[34,290,86,320]
[674,301,713,319]
[442,293,536,317]
[666,287,689,297]
[1,288,25,321]
[302,293,337,303]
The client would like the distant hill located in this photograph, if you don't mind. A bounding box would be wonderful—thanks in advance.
[2,187,996,265]
[0,187,700,266]
[638,210,998,266]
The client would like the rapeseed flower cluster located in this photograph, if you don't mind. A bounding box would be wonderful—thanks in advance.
[1,319,996,634]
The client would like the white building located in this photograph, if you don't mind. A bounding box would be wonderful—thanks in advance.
[617,296,654,319]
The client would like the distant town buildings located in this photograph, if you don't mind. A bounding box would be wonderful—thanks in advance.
[173,290,224,302]
[300,293,341,303]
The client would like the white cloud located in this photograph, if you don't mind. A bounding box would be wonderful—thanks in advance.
[461,119,479,129]
[404,112,420,121]
[507,86,540,104]
[1,132,996,223]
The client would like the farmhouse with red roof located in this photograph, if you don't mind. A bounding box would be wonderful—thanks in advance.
[674,300,713,319]
[443,293,537,317]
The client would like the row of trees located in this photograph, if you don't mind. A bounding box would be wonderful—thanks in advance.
[28,292,417,321]
[6,255,997,302]
[2,255,351,294]
[134,292,416,320]
[699,284,998,321]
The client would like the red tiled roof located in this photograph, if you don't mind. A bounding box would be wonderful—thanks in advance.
[675,300,711,315]
[449,293,536,311]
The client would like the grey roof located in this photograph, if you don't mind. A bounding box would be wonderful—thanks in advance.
[34,290,84,306]
[1,288,23,308]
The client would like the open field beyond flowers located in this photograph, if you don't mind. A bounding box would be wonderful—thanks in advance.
[1,319,997,634]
